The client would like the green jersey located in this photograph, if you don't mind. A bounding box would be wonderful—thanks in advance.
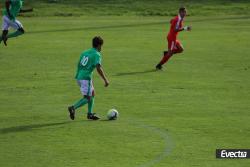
[3,0,23,20]
[75,48,102,80]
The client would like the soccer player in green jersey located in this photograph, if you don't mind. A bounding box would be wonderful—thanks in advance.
[68,36,109,120]
[0,0,25,46]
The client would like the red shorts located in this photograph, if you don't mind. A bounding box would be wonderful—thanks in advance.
[167,38,182,51]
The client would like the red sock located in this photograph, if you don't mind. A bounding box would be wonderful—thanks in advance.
[159,52,172,65]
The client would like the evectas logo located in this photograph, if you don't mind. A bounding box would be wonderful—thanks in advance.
[216,149,250,159]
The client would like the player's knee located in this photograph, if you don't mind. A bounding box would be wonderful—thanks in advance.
[2,30,8,36]
[18,28,25,34]
[84,95,91,102]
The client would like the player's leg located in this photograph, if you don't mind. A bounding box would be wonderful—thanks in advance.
[159,41,184,64]
[0,16,10,46]
[7,27,24,38]
[6,19,25,39]
[68,80,90,120]
[156,39,185,69]
[87,90,95,115]
[159,49,173,65]
[0,30,8,45]
[72,97,88,109]
[86,82,99,120]
[86,95,99,120]
[156,39,175,69]
[172,40,184,54]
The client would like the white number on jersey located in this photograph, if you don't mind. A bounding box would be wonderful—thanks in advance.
[81,56,89,66]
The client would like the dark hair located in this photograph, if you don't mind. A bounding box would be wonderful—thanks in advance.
[92,36,104,48]
[179,7,186,12]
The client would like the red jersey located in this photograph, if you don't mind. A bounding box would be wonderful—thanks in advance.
[167,15,183,40]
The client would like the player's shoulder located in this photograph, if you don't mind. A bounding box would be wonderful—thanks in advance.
[81,50,87,56]
[82,48,92,54]
[95,51,101,57]
[170,15,179,23]
[82,48,101,57]
[91,48,101,57]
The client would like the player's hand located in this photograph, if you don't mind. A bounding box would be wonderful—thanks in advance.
[187,26,192,31]
[104,80,109,87]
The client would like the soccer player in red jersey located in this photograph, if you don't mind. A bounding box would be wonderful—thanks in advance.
[156,7,191,70]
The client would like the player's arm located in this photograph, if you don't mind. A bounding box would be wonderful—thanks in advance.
[175,25,192,32]
[96,64,109,87]
[5,0,13,19]
[174,19,192,32]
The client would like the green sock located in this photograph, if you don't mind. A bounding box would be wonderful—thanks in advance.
[73,98,88,110]
[7,30,23,38]
[88,97,94,114]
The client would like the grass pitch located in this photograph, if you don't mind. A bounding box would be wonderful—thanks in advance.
[0,3,250,167]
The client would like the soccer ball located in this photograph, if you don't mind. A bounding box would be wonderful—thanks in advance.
[107,109,119,120]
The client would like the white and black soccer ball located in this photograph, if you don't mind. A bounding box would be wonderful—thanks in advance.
[107,109,119,120]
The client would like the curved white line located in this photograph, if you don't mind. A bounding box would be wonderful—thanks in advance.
[128,121,175,167]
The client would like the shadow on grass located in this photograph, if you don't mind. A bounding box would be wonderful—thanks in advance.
[99,119,119,122]
[114,69,157,76]
[0,121,72,134]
